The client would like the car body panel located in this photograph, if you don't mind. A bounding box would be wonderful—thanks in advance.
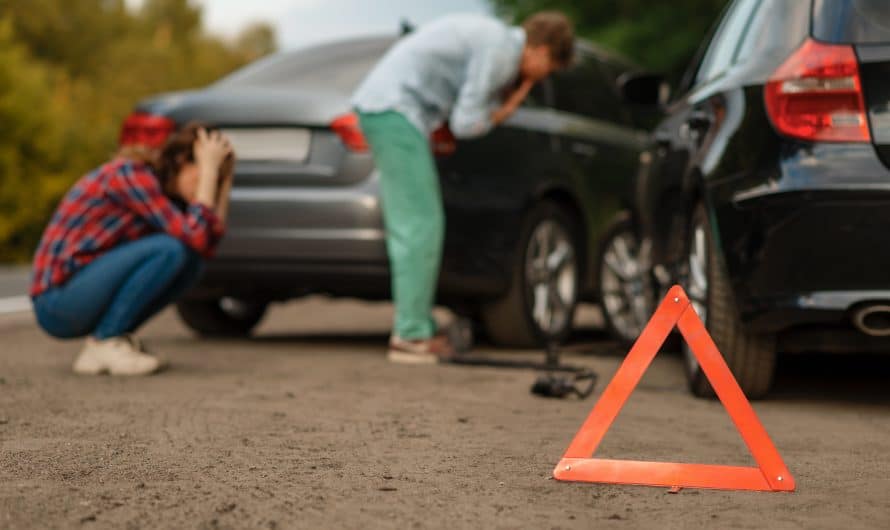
[132,35,645,313]
[637,0,890,344]
[856,44,890,168]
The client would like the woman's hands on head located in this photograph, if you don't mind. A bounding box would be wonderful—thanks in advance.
[193,128,233,208]
[194,128,233,177]
[219,152,236,183]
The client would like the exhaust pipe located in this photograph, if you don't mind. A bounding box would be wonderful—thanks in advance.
[852,305,890,337]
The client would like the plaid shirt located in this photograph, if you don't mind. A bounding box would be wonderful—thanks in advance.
[31,158,225,297]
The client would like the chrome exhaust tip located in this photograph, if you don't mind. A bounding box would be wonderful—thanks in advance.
[852,305,890,337]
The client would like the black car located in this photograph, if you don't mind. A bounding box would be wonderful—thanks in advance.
[618,0,890,397]
[121,33,650,347]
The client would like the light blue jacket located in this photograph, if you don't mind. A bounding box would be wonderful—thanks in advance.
[352,14,525,139]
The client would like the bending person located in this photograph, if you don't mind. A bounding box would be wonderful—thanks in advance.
[352,12,575,363]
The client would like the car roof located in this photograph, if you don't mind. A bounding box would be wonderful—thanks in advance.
[217,32,638,91]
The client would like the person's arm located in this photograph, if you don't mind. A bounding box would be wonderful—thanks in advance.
[450,43,513,139]
[491,78,535,126]
[193,128,231,209]
[215,155,235,223]
[107,165,223,257]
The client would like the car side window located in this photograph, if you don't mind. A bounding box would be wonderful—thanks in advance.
[695,0,761,85]
[523,78,551,109]
[736,0,811,63]
[550,53,622,122]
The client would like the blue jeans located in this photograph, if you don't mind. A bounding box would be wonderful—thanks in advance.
[33,234,204,339]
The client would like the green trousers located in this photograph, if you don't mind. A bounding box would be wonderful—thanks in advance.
[357,110,443,340]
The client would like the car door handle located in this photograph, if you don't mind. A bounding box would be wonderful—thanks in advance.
[680,111,712,142]
[571,142,598,157]
[686,110,712,130]
[654,130,672,154]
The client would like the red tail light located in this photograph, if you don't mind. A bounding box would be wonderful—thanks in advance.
[331,113,457,156]
[119,112,176,148]
[431,124,457,156]
[765,39,870,143]
[331,113,369,152]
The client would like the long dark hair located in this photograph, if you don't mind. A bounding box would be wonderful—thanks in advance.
[154,121,207,189]
[117,121,231,195]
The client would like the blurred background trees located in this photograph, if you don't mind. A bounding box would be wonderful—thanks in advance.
[0,0,276,262]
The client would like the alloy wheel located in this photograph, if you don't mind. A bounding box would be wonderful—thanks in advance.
[600,227,651,342]
[683,220,709,375]
[524,220,578,337]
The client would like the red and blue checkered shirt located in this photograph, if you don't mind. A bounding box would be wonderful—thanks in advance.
[31,158,225,297]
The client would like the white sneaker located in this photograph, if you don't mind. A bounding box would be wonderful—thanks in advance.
[72,336,164,376]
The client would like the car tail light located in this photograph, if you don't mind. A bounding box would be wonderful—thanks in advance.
[765,39,870,143]
[331,113,458,156]
[119,112,176,148]
[431,124,457,156]
[331,113,369,152]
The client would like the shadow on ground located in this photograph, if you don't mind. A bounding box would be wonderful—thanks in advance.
[193,322,890,404]
[771,352,890,404]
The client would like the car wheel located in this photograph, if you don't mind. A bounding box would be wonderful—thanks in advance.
[481,201,580,348]
[176,297,268,337]
[598,212,654,344]
[681,203,775,399]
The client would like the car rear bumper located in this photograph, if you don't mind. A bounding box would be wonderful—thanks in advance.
[710,143,890,334]
[194,171,512,302]
[189,259,392,301]
[742,290,890,333]
[191,256,509,304]
[722,191,890,333]
[215,174,388,263]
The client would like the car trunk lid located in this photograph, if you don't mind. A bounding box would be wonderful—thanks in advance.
[813,0,890,169]
[133,87,372,187]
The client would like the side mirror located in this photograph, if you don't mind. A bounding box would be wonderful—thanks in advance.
[618,73,670,106]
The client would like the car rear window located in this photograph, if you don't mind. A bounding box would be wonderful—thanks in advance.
[217,38,394,92]
[813,0,890,44]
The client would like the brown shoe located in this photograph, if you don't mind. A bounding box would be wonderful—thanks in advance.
[387,334,455,364]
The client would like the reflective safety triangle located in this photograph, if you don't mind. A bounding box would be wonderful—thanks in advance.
[553,285,795,492]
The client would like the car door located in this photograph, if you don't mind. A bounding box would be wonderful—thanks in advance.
[436,81,561,295]
[547,51,647,286]
[641,0,763,269]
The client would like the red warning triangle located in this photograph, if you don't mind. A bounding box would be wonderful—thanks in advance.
[553,285,795,492]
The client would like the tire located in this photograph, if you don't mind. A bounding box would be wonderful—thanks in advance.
[481,201,581,348]
[681,203,776,399]
[597,212,654,344]
[176,297,268,337]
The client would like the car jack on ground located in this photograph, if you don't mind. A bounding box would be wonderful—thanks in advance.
[446,319,597,399]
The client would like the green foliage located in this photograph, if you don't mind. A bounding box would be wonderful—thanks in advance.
[0,18,72,262]
[0,0,277,262]
[492,0,728,75]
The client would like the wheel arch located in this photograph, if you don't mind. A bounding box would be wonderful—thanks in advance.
[527,185,590,291]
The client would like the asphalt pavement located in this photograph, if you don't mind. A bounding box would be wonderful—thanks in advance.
[0,267,31,315]
[1,296,888,529]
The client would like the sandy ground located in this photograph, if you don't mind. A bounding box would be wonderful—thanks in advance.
[1,298,889,529]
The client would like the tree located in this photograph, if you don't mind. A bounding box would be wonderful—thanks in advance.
[236,23,278,61]
[491,0,728,75]
[0,0,278,262]
[0,18,75,262]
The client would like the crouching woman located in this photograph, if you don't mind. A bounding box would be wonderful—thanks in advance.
[30,123,234,376]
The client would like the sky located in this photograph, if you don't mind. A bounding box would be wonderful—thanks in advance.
[126,0,494,50]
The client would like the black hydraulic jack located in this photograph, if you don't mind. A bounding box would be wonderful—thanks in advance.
[446,320,597,399]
